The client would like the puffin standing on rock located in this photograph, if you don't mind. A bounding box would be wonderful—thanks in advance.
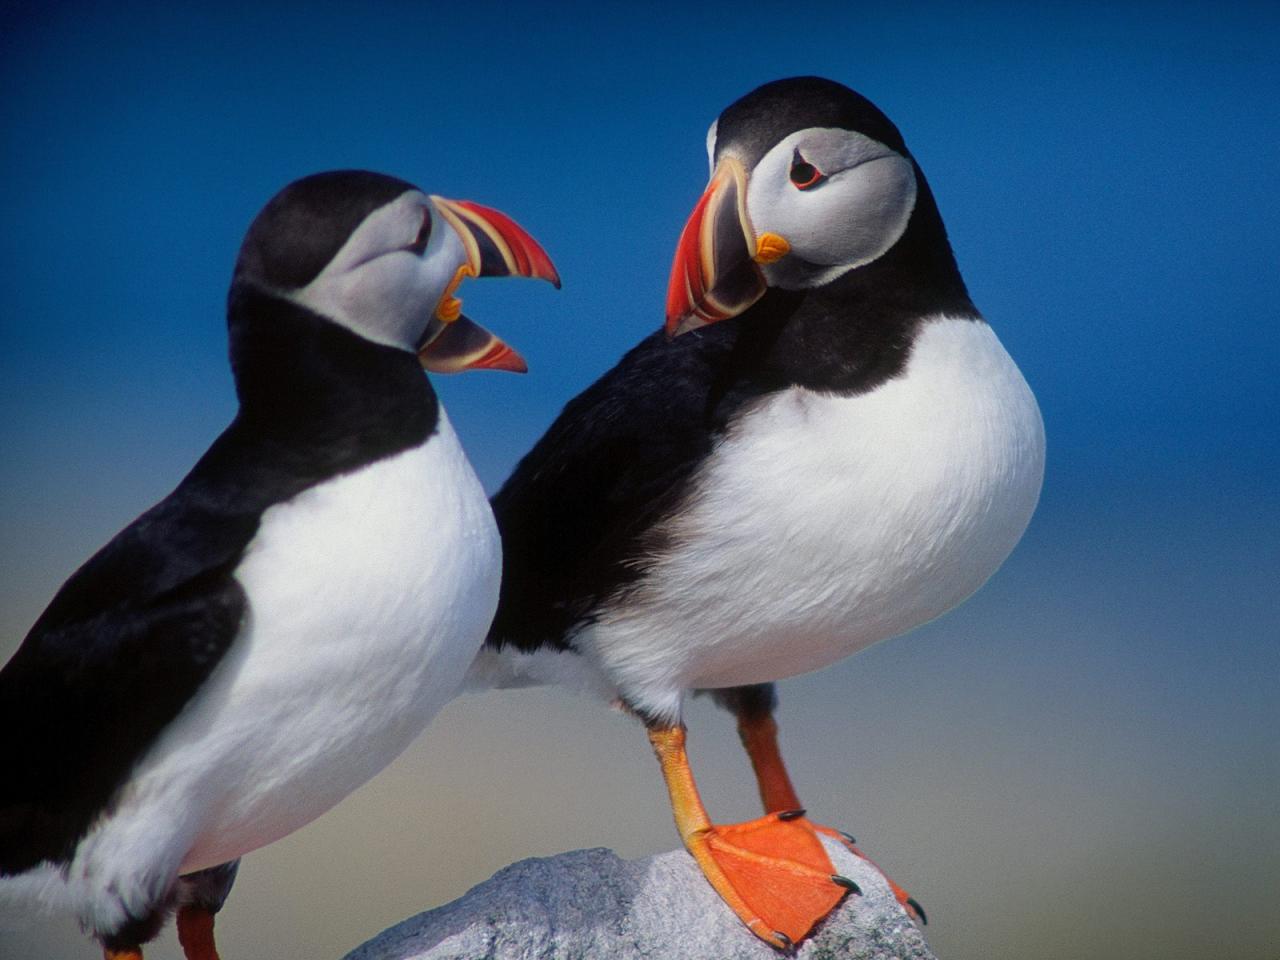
[0,171,558,959]
[478,77,1044,949]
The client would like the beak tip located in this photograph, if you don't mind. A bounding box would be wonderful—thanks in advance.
[527,252,560,290]
[481,345,528,374]
[664,313,700,339]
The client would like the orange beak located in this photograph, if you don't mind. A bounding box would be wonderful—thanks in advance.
[418,315,527,374]
[419,198,559,374]
[432,198,561,288]
[665,156,773,338]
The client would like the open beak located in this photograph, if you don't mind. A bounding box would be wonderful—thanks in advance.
[419,197,560,373]
[664,157,788,338]
[417,314,527,374]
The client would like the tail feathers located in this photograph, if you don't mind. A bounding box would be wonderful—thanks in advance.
[0,861,84,929]
[0,851,171,941]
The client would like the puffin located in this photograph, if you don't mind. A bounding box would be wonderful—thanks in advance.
[474,77,1045,949]
[0,170,559,960]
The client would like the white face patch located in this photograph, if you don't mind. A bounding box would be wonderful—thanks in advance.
[741,127,917,289]
[705,119,719,174]
[290,190,468,351]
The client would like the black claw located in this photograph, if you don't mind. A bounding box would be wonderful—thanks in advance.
[837,830,857,846]
[907,897,928,925]
[777,808,807,821]
[831,874,862,893]
[772,930,796,953]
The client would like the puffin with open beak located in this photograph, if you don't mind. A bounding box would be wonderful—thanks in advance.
[0,170,558,960]
[478,77,1044,949]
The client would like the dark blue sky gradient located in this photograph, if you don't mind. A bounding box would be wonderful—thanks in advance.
[1,3,1277,958]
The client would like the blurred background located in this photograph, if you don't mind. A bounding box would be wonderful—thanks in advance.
[2,2,1276,958]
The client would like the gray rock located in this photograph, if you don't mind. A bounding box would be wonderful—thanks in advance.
[344,837,937,960]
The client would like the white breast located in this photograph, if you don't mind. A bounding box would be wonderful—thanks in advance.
[67,408,498,930]
[583,316,1045,720]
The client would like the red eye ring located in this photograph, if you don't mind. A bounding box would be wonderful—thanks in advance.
[789,154,825,190]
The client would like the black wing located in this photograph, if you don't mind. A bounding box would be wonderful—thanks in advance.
[489,319,780,652]
[0,293,444,874]
[0,407,325,873]
[0,467,258,872]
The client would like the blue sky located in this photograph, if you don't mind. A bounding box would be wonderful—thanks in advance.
[2,3,1277,958]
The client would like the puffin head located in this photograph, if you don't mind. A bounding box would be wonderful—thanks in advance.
[234,170,560,372]
[666,77,955,337]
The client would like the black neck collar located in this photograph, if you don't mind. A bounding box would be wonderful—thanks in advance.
[216,281,439,487]
[731,162,978,396]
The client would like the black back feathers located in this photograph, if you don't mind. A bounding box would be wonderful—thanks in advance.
[0,268,438,875]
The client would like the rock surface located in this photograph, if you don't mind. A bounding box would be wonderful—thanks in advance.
[343,837,937,959]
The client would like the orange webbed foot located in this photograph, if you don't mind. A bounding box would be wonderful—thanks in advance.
[687,809,857,948]
[807,821,927,925]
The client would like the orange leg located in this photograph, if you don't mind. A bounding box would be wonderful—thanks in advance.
[736,706,927,925]
[104,950,143,960]
[176,906,223,960]
[648,723,854,949]
[738,709,805,813]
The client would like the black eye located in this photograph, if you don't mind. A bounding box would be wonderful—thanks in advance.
[406,207,432,254]
[789,152,825,190]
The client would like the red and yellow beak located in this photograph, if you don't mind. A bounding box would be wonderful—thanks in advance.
[665,157,789,338]
[419,197,560,374]
[432,197,561,288]
[417,314,528,374]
